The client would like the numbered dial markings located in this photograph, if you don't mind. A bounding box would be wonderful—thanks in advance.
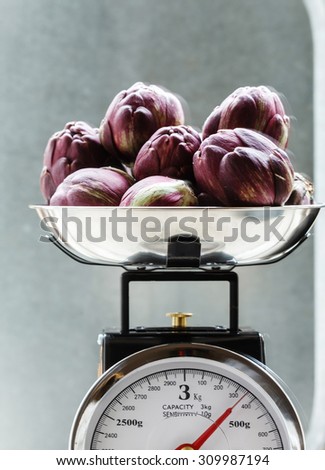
[91,369,283,449]
[71,346,304,450]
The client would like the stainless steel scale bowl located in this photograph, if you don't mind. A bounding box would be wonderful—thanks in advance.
[31,204,322,268]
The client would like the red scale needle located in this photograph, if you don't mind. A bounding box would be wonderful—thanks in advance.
[175,392,248,450]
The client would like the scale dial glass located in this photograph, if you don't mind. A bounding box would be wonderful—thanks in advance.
[70,344,304,450]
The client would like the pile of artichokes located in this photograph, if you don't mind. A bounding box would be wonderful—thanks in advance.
[40,82,313,207]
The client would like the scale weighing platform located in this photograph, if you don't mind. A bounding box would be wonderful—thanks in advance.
[32,204,322,450]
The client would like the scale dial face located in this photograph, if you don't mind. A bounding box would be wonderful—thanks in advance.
[70,344,304,450]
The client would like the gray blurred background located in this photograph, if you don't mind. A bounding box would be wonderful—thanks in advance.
[0,0,318,449]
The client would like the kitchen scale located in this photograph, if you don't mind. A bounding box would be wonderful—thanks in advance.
[32,204,322,450]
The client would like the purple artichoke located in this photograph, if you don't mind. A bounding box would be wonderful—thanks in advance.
[193,128,294,206]
[202,86,290,148]
[49,167,134,206]
[119,175,198,207]
[133,125,201,182]
[99,82,185,167]
[285,172,314,205]
[40,121,123,202]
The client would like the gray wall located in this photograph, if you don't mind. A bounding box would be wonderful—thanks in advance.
[0,0,314,449]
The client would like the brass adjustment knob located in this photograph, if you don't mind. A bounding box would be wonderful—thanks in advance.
[166,312,192,328]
